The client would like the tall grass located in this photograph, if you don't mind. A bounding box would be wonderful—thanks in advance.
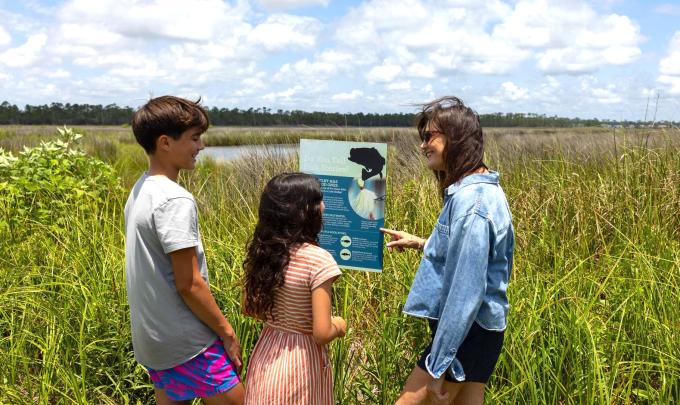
[0,127,679,403]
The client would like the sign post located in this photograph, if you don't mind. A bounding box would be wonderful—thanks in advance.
[300,139,387,272]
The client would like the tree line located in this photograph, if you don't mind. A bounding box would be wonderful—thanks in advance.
[0,101,634,128]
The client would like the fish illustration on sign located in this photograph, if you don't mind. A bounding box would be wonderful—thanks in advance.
[347,147,386,181]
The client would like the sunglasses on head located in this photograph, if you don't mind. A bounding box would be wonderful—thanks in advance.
[419,130,444,143]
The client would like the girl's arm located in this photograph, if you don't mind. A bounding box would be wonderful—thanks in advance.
[311,277,346,346]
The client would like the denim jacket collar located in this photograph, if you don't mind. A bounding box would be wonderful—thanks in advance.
[446,171,500,196]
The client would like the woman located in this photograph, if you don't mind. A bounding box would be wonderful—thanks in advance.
[381,97,514,405]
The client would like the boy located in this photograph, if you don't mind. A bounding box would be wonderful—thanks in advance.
[125,96,244,404]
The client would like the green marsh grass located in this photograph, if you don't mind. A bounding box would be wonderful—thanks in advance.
[0,127,679,403]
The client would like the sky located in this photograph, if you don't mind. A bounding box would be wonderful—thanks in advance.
[0,0,679,121]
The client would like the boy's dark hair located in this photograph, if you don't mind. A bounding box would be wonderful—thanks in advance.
[243,172,324,320]
[131,96,209,154]
[415,96,486,191]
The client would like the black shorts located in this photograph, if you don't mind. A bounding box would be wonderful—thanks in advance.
[416,319,504,383]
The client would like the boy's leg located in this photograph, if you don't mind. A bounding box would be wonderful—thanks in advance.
[201,382,245,405]
[154,387,192,405]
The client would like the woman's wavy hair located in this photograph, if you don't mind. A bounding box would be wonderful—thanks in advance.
[243,172,324,320]
[416,96,486,192]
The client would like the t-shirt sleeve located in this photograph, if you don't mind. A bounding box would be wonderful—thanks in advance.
[153,197,200,254]
[310,249,342,290]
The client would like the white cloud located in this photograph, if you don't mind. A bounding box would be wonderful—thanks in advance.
[49,44,98,58]
[262,85,304,102]
[0,33,47,67]
[160,40,246,74]
[501,82,529,101]
[406,63,435,79]
[58,0,235,42]
[317,49,359,66]
[73,51,150,68]
[0,9,42,35]
[0,26,10,47]
[58,23,123,47]
[332,0,643,79]
[332,90,363,101]
[248,14,322,52]
[277,58,337,79]
[44,68,71,78]
[590,87,622,104]
[108,61,166,79]
[0,0,670,120]
[233,75,268,96]
[270,49,361,97]
[483,81,530,105]
[493,0,642,74]
[0,75,63,102]
[258,0,329,10]
[658,75,680,95]
[658,32,680,94]
[659,32,680,76]
[334,0,431,58]
[366,62,402,83]
[537,48,602,74]
[386,80,411,91]
[580,77,622,104]
[534,76,562,104]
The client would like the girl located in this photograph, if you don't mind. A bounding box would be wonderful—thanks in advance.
[381,97,514,405]
[243,172,347,405]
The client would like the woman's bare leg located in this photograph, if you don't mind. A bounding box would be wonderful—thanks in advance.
[452,382,484,405]
[395,366,487,405]
[395,366,462,404]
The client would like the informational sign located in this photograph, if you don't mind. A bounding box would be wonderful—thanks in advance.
[300,139,387,272]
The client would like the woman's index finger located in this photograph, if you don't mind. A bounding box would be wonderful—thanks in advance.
[379,227,399,236]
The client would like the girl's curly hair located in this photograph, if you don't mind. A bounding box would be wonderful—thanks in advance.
[243,172,323,320]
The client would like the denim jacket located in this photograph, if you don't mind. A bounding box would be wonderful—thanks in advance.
[403,171,514,381]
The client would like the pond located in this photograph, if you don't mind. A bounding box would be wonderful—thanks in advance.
[198,144,298,162]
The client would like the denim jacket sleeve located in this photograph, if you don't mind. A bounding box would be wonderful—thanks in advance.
[424,211,491,380]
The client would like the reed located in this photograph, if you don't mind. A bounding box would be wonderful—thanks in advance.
[0,127,678,403]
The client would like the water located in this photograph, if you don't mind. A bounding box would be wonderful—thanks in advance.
[198,144,298,162]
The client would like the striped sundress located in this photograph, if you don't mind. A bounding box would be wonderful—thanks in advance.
[244,243,342,405]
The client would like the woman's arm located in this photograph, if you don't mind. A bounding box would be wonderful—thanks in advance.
[380,228,426,252]
[424,213,490,380]
[311,278,346,346]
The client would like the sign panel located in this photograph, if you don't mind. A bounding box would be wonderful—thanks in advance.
[300,139,387,272]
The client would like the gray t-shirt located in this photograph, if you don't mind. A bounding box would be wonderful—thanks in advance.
[124,173,216,370]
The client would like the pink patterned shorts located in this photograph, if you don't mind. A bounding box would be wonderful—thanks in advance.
[148,339,241,400]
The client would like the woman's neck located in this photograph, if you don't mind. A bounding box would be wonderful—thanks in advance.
[463,165,489,178]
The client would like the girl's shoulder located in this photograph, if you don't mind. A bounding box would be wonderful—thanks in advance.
[294,243,341,289]
[292,243,337,266]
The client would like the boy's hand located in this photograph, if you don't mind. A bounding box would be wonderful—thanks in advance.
[221,333,243,373]
[380,228,426,252]
[331,316,347,337]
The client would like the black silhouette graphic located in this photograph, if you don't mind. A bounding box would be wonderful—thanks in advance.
[348,147,385,181]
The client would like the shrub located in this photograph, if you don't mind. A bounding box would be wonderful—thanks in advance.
[0,127,121,241]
